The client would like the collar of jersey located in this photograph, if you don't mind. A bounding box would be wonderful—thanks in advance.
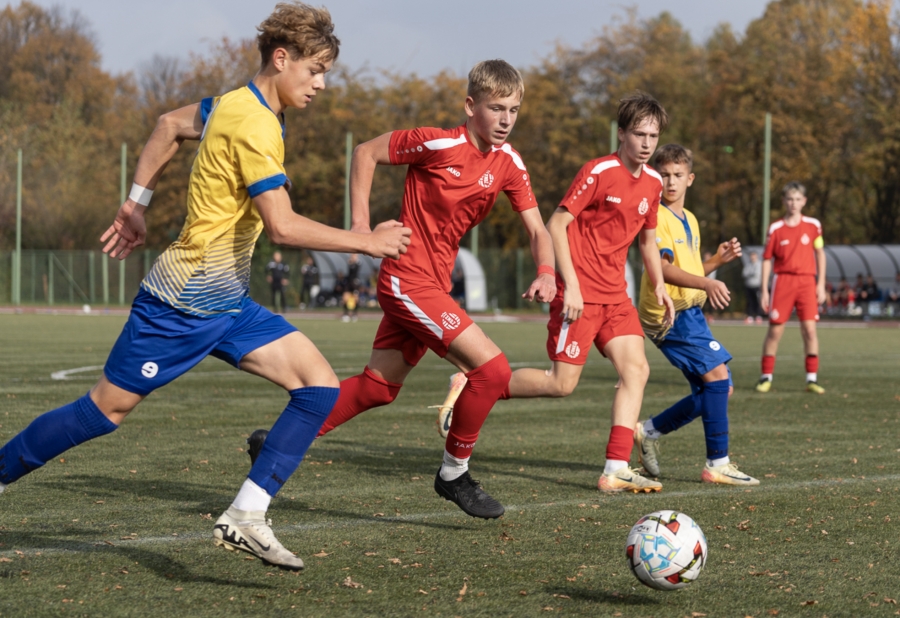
[246,81,286,139]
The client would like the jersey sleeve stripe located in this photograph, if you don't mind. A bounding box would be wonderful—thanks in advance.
[423,135,467,151]
[589,159,620,175]
[660,248,675,261]
[642,165,663,183]
[247,173,288,198]
[493,143,527,171]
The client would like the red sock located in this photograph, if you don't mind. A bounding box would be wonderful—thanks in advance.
[761,355,776,375]
[605,425,635,462]
[445,353,512,458]
[317,367,401,436]
[805,355,818,373]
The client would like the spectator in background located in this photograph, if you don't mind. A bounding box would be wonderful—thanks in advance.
[300,256,319,309]
[887,273,900,317]
[266,251,290,313]
[742,250,762,324]
[342,254,361,322]
[450,262,466,307]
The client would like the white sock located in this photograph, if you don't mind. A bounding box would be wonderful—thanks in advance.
[0,482,5,495]
[806,372,817,382]
[440,450,469,481]
[231,478,271,513]
[707,456,730,468]
[643,419,662,439]
[761,373,773,381]
[603,459,629,475]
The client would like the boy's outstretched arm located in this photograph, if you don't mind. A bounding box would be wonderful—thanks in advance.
[518,208,556,302]
[661,257,732,310]
[349,132,393,233]
[101,103,205,259]
[703,237,742,275]
[639,228,675,325]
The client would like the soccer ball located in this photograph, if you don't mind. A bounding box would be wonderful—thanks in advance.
[625,510,708,591]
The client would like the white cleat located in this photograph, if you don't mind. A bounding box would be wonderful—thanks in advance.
[429,372,468,438]
[213,506,304,570]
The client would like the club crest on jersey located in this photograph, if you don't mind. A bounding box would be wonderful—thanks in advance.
[801,233,810,245]
[638,198,650,215]
[770,308,780,321]
[478,170,494,189]
[565,341,581,359]
[442,312,461,330]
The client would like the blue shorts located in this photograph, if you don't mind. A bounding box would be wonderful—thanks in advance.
[657,306,732,392]
[104,289,297,396]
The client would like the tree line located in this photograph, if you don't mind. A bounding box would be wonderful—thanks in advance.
[1,0,899,255]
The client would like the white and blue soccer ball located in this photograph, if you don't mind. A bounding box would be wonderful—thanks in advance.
[625,510,708,591]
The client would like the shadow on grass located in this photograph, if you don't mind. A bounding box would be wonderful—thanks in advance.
[0,530,272,589]
[544,584,658,607]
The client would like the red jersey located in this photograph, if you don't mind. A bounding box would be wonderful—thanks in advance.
[559,154,662,304]
[763,216,822,276]
[381,125,537,290]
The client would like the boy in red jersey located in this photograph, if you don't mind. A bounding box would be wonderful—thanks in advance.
[755,182,827,394]
[263,60,556,519]
[438,93,675,494]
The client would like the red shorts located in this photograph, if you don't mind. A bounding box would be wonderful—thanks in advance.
[373,275,473,366]
[546,299,644,364]
[769,273,819,324]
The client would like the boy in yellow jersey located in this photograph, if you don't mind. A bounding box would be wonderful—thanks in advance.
[633,144,758,486]
[0,3,410,571]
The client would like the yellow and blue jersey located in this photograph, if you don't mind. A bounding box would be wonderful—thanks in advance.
[638,204,708,342]
[142,83,290,317]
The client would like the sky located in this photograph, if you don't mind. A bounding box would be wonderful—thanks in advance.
[29,0,771,77]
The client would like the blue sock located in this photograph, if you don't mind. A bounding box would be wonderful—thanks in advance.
[700,379,730,460]
[0,393,118,484]
[651,393,701,435]
[248,386,339,497]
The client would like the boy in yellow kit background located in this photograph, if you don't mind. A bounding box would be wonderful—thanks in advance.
[634,144,759,486]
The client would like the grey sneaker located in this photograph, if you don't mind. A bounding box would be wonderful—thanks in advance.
[634,421,661,477]
[213,506,304,570]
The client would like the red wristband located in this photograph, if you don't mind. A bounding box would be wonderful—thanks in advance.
[537,265,555,278]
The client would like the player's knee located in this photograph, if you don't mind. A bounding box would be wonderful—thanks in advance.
[471,353,512,392]
[621,358,650,386]
[548,372,579,397]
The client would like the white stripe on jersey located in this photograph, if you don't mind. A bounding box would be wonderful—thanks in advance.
[555,321,570,355]
[390,276,443,339]
[492,143,527,171]
[642,164,663,183]
[424,135,467,151]
[590,159,620,175]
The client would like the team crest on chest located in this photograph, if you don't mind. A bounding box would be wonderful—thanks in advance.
[442,312,461,330]
[565,341,581,359]
[478,170,495,189]
[801,233,810,245]
[638,198,649,215]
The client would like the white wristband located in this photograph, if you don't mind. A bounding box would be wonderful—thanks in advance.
[128,183,153,207]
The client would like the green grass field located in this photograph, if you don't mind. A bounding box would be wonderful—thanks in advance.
[0,314,898,617]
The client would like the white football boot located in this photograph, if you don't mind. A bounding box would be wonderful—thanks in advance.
[213,506,304,570]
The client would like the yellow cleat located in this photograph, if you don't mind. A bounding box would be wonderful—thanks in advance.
[806,381,825,394]
[755,378,772,393]
[701,462,760,486]
[428,372,468,438]
[598,467,662,493]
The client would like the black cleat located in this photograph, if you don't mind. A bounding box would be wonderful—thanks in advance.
[434,469,505,519]
[247,429,269,466]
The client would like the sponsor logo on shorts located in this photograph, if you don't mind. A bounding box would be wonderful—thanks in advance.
[565,341,581,359]
[478,170,494,189]
[638,198,649,215]
[441,312,461,330]
[606,195,622,203]
[446,167,461,177]
[141,362,159,378]
[801,233,810,245]
[770,308,780,321]
[709,341,721,351]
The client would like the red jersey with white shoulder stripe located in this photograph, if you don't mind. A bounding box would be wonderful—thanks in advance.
[763,216,823,276]
[381,125,537,290]
[559,153,663,304]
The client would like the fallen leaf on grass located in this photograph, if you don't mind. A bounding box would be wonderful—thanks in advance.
[800,600,818,606]
[341,576,363,589]
[692,613,707,617]
[456,581,468,602]
[767,610,780,616]
[313,551,329,558]
[364,552,377,557]
[885,598,897,604]
[388,558,401,564]
[0,558,11,563]
[417,589,428,595]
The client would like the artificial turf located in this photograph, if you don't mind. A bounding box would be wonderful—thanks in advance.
[0,313,897,617]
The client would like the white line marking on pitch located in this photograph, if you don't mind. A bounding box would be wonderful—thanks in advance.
[3,473,897,558]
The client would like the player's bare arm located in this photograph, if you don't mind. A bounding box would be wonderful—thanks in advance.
[518,207,556,302]
[546,207,582,322]
[349,132,394,233]
[815,246,827,305]
[760,257,773,313]
[640,228,675,325]
[101,103,205,259]
[662,257,732,310]
[255,187,411,258]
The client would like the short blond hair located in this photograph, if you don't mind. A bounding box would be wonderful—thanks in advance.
[257,2,340,67]
[782,181,806,197]
[467,60,524,103]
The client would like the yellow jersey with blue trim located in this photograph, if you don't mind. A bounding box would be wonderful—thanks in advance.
[141,83,289,317]
[638,204,707,343]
